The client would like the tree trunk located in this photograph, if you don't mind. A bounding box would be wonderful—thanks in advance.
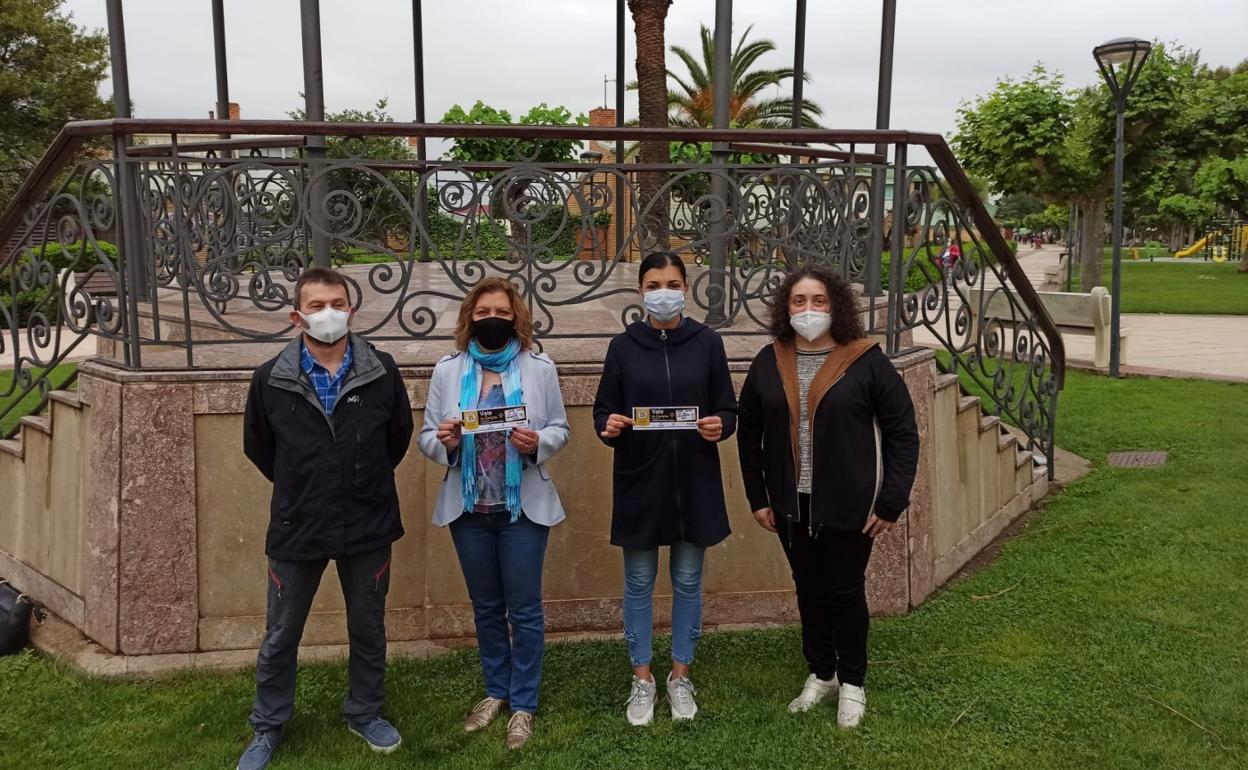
[1076,195,1107,290]
[628,0,672,251]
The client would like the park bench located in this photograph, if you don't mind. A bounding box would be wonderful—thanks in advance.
[968,286,1128,369]
[57,268,119,324]
[1042,251,1069,287]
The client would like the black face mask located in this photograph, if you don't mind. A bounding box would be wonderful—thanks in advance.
[472,316,516,350]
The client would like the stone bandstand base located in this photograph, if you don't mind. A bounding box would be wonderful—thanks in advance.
[2,342,1054,676]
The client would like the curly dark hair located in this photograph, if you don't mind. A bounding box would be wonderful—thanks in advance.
[767,264,865,344]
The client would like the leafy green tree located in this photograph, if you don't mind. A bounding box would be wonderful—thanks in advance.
[955,47,1203,288]
[1194,156,1248,216]
[438,102,588,256]
[288,98,415,245]
[1021,204,1069,234]
[1192,63,1248,158]
[1158,193,1215,230]
[954,66,1104,284]
[995,193,1046,228]
[0,0,110,210]
[439,101,587,165]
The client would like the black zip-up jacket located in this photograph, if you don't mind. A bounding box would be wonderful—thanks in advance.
[243,333,414,561]
[737,338,919,533]
[593,319,738,549]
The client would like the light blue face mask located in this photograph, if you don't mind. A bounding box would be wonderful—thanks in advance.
[643,288,685,322]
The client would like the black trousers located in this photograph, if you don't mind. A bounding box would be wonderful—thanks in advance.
[778,494,875,687]
[249,543,392,731]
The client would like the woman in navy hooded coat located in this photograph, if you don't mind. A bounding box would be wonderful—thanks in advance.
[593,251,737,726]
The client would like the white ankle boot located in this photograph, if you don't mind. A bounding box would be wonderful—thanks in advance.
[788,673,839,713]
[837,683,866,728]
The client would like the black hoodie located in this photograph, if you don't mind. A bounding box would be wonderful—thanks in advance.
[593,319,738,549]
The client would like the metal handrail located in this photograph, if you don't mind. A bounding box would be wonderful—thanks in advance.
[2,120,1067,374]
[925,140,1066,386]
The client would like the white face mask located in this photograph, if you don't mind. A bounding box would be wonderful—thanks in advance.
[789,310,832,342]
[298,307,351,344]
[643,288,685,322]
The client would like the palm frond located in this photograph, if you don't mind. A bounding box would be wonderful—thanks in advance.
[699,25,716,82]
[732,24,759,61]
[736,71,789,101]
[731,40,779,83]
[669,44,708,90]
[658,22,824,129]
[665,70,700,100]
[666,116,701,130]
[666,89,693,109]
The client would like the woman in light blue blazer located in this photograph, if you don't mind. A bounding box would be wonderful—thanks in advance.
[418,276,570,751]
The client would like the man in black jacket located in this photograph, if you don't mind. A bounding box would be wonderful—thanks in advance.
[237,268,413,770]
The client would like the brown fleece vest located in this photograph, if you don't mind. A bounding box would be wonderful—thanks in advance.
[773,337,878,480]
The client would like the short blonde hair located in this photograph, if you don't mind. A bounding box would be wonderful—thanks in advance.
[453,277,535,351]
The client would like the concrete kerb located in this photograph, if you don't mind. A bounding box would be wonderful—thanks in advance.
[28,609,793,680]
[1065,356,1248,384]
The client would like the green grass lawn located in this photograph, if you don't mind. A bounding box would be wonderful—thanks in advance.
[1071,259,1248,315]
[1099,244,1171,261]
[2,370,1246,769]
[0,363,77,436]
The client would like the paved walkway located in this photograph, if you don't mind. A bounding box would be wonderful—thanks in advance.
[2,330,96,371]
[913,245,1248,382]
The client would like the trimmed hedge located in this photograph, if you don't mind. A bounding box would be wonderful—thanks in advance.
[0,241,118,330]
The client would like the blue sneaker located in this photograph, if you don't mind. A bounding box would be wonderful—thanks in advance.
[348,716,402,754]
[237,730,280,770]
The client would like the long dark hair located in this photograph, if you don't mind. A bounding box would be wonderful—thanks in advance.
[768,264,865,344]
[637,250,687,286]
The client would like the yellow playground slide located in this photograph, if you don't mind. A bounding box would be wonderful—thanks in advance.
[1175,236,1208,258]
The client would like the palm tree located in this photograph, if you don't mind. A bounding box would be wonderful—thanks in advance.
[649,24,823,128]
[628,0,674,248]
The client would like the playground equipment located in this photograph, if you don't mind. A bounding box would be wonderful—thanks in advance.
[1175,236,1209,259]
[1175,220,1248,262]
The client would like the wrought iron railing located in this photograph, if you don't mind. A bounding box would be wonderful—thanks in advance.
[0,120,1063,467]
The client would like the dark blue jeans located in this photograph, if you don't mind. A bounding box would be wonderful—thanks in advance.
[449,511,550,714]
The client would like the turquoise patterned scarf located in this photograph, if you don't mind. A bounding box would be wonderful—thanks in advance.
[459,337,524,521]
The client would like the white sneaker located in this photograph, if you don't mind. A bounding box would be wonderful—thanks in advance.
[666,672,698,721]
[788,673,839,713]
[837,683,866,728]
[625,676,657,726]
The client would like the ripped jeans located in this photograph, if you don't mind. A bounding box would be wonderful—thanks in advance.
[621,542,705,667]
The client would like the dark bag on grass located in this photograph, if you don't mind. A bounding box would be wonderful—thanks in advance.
[0,578,45,655]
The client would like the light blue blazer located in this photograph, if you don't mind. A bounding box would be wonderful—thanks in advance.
[418,349,571,527]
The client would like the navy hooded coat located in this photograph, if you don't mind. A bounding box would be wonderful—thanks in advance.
[592,319,738,549]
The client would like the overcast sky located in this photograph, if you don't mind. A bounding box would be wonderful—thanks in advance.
[63,0,1248,143]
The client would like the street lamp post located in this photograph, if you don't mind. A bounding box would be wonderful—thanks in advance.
[1093,37,1152,378]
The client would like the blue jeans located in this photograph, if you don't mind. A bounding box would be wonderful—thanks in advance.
[622,542,706,667]
[450,511,550,714]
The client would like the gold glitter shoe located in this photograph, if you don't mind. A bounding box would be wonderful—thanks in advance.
[505,711,534,750]
[463,697,506,733]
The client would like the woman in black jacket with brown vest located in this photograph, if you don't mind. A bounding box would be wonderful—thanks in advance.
[737,264,919,729]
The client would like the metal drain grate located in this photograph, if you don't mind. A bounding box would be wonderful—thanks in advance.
[1107,451,1168,468]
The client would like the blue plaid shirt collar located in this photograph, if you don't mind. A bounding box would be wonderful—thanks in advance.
[301,339,354,415]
